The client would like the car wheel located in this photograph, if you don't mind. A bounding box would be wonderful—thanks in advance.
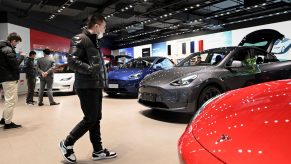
[198,86,221,108]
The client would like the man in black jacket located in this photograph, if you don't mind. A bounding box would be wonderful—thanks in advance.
[25,50,37,105]
[0,32,26,129]
[59,14,116,163]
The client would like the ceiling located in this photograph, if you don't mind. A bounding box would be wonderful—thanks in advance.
[0,0,290,49]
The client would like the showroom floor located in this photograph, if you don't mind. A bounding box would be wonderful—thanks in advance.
[0,93,192,164]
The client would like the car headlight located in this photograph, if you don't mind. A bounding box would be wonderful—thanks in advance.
[170,74,197,86]
[60,76,73,81]
[128,72,141,79]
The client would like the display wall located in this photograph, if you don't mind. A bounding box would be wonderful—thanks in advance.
[116,20,291,62]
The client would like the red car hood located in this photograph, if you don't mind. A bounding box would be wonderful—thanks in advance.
[191,80,291,163]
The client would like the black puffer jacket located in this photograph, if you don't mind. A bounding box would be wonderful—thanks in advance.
[0,40,24,83]
[24,57,37,79]
[67,30,108,89]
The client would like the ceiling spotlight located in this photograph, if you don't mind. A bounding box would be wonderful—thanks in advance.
[129,5,133,8]
[196,4,200,7]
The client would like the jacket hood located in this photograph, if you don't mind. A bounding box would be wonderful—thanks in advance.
[0,40,9,48]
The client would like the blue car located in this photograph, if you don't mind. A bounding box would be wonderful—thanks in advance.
[104,56,174,96]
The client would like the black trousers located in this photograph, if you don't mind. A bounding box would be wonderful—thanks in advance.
[26,77,36,103]
[65,88,103,151]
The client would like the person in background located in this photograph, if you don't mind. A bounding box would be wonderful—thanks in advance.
[58,13,117,163]
[36,48,60,106]
[25,50,37,105]
[0,32,26,129]
[195,56,202,65]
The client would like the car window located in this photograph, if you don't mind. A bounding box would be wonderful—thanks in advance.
[122,58,155,69]
[54,64,74,73]
[227,48,261,73]
[271,38,291,60]
[154,58,174,69]
[178,49,232,67]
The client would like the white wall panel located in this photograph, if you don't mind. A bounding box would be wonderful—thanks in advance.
[133,44,152,58]
[0,23,8,40]
[7,23,30,54]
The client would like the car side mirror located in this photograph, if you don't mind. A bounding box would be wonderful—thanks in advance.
[226,60,243,68]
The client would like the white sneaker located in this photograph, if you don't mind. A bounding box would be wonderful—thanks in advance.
[92,148,117,160]
[58,140,76,163]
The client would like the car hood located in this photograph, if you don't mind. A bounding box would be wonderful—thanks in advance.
[53,73,74,81]
[141,66,212,86]
[108,68,145,79]
[191,80,291,163]
[238,29,284,53]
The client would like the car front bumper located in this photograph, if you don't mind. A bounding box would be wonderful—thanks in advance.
[104,79,140,94]
[138,84,200,113]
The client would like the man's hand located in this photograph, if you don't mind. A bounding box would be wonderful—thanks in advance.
[42,72,48,77]
[19,51,27,57]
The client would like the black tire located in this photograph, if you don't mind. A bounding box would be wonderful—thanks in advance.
[107,93,117,97]
[72,87,77,95]
[198,86,221,108]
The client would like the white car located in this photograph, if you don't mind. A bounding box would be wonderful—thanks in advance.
[35,65,75,94]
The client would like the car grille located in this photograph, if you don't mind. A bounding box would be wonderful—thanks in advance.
[139,99,169,109]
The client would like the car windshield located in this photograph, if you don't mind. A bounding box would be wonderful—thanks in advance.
[122,58,155,69]
[177,48,233,67]
[54,64,74,73]
[242,41,268,47]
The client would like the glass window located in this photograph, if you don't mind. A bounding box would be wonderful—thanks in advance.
[154,58,174,69]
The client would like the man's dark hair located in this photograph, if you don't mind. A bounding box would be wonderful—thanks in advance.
[86,13,106,29]
[29,50,36,57]
[7,32,22,42]
[43,48,51,55]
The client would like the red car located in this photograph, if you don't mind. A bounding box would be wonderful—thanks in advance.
[178,79,291,164]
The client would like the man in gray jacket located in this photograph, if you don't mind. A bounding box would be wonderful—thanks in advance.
[36,48,59,106]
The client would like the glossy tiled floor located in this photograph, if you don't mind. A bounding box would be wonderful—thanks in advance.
[0,93,192,164]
